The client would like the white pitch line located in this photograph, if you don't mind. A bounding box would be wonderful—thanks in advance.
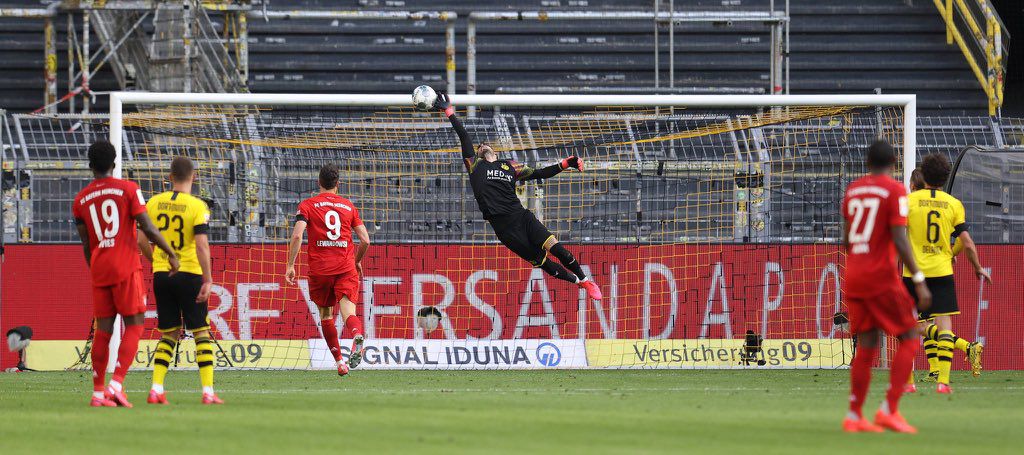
[3,386,1022,395]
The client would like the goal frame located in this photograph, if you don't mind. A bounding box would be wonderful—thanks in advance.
[104,92,916,370]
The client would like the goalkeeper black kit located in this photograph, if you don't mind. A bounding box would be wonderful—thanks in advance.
[446,110,587,284]
[449,114,565,219]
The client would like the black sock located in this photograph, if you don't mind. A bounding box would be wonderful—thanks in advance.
[549,243,587,281]
[540,260,578,284]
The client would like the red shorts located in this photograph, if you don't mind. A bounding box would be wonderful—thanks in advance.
[846,285,917,336]
[93,270,146,318]
[308,270,361,308]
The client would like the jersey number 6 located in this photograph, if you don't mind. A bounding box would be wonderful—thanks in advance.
[926,210,941,244]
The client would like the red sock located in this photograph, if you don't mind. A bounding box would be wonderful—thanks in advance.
[849,345,878,419]
[112,324,143,385]
[321,318,342,362]
[345,315,364,338]
[887,337,921,413]
[91,329,112,392]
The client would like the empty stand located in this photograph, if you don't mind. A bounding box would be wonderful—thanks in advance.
[0,0,993,113]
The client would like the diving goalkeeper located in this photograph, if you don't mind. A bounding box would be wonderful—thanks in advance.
[435,93,602,300]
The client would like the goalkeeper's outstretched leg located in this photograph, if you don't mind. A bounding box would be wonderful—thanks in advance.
[541,237,602,300]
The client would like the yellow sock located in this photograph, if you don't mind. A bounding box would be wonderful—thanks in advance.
[923,338,939,374]
[151,334,176,388]
[937,330,955,385]
[925,324,938,341]
[195,336,215,390]
[953,335,970,353]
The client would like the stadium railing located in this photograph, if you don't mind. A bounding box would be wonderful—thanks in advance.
[931,0,1011,116]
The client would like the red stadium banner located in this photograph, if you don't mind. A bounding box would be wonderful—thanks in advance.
[3,244,1020,369]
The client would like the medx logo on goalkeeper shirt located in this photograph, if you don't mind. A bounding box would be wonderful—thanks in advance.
[485,169,513,182]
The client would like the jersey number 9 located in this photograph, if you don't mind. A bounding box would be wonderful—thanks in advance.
[324,210,342,240]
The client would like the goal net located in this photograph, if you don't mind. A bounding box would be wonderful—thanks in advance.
[108,93,913,370]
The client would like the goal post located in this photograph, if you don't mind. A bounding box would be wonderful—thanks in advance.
[104,92,916,370]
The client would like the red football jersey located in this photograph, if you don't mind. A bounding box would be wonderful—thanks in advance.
[842,173,909,298]
[72,177,148,287]
[296,192,363,276]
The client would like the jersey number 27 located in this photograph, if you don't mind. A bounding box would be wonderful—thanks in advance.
[847,198,880,254]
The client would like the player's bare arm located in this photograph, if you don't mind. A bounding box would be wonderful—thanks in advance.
[956,230,991,282]
[285,219,307,285]
[137,229,154,262]
[135,212,180,274]
[353,223,370,278]
[892,225,932,311]
[195,232,213,302]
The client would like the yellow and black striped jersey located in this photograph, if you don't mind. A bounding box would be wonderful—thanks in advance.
[903,188,967,278]
[146,191,211,275]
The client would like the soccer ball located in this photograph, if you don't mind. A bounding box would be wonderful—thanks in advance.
[412,85,437,111]
[416,306,442,333]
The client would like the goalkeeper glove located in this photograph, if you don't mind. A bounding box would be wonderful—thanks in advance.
[560,156,584,171]
[433,92,455,117]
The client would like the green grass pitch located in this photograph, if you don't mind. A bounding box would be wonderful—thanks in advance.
[0,370,1019,453]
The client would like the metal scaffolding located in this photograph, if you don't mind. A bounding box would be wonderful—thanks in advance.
[1,1,253,113]
[465,8,789,116]
[0,2,460,114]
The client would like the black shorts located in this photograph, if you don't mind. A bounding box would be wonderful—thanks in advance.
[903,275,958,321]
[153,271,210,332]
[488,210,555,266]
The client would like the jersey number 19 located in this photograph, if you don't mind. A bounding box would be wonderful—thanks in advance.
[88,199,120,246]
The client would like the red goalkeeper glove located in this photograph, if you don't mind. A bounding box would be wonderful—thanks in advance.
[433,92,455,117]
[560,156,583,171]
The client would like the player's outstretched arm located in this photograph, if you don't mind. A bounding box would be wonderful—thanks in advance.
[75,222,92,266]
[892,225,932,311]
[285,220,306,285]
[518,156,584,181]
[135,213,179,274]
[434,93,476,169]
[353,224,371,278]
[956,231,991,282]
